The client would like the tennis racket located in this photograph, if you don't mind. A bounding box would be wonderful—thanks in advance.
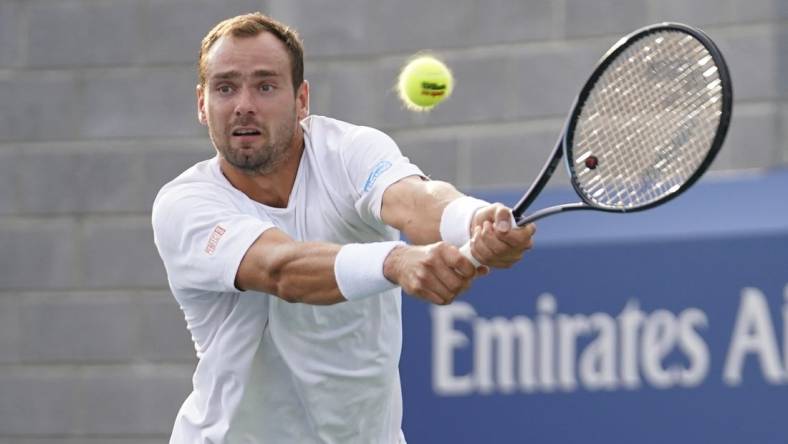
[460,22,733,265]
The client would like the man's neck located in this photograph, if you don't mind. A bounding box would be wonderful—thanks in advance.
[220,141,304,208]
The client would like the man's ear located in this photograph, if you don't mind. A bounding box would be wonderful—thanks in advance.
[296,80,310,120]
[197,84,207,125]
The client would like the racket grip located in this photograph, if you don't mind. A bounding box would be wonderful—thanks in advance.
[458,241,482,267]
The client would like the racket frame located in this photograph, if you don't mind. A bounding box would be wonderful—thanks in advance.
[512,22,733,227]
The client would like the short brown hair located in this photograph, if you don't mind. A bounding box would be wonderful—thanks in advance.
[198,12,304,92]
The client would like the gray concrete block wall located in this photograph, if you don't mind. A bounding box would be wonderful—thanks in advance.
[0,0,785,441]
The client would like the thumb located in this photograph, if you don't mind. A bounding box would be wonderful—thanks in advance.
[493,207,513,233]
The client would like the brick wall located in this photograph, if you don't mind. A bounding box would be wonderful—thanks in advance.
[0,0,785,441]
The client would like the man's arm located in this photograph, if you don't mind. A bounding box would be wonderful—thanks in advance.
[380,176,535,267]
[235,226,478,306]
[235,228,344,304]
[234,176,535,305]
[379,176,463,245]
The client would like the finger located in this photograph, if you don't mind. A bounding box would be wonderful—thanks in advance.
[470,223,499,265]
[498,222,536,247]
[469,224,486,257]
[496,221,537,249]
[477,223,527,268]
[493,206,513,233]
[495,230,532,251]
[510,221,536,237]
[434,259,472,296]
[443,246,477,278]
[437,245,478,291]
[404,257,454,303]
[474,205,496,221]
[428,270,458,303]
[419,253,466,301]
[409,274,452,305]
[481,220,515,256]
[427,289,451,305]
[470,205,495,232]
[414,287,448,305]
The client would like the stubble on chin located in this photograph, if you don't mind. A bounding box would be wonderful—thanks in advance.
[211,125,295,177]
[234,145,290,176]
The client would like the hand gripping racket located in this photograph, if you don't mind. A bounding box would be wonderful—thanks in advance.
[460,22,733,265]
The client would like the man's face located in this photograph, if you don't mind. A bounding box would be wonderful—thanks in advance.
[197,32,308,175]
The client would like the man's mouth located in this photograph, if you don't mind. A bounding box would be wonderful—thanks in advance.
[232,127,262,137]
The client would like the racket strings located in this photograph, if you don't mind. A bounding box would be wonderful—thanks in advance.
[597,46,709,203]
[582,37,719,205]
[572,30,724,209]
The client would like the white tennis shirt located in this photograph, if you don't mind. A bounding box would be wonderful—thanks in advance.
[152,115,423,443]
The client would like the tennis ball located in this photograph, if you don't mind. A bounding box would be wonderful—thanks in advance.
[397,55,454,111]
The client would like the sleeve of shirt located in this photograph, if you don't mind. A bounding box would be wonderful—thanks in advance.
[342,126,425,227]
[151,184,275,293]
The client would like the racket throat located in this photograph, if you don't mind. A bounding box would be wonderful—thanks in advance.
[512,136,565,220]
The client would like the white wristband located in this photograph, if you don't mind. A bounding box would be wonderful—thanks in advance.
[439,196,489,247]
[334,241,405,301]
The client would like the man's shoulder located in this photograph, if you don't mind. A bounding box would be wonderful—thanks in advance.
[158,157,221,193]
[302,114,357,136]
[152,157,236,212]
[303,115,394,155]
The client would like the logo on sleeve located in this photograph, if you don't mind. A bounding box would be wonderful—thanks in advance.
[363,160,392,192]
[205,225,226,255]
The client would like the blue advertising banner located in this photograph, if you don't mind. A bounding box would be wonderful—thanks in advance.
[400,169,788,444]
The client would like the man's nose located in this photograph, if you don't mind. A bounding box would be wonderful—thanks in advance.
[234,87,255,116]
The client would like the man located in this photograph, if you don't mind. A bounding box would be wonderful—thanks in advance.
[152,12,535,444]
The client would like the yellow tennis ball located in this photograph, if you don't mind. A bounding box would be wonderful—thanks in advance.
[397,55,454,111]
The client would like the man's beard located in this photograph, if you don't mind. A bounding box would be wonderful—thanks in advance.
[211,112,297,176]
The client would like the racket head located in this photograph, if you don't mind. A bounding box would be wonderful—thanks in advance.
[563,22,733,213]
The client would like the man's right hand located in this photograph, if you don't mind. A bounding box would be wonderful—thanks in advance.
[383,242,485,305]
[469,203,536,268]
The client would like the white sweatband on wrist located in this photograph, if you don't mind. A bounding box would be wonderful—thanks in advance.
[439,196,489,247]
[334,241,405,301]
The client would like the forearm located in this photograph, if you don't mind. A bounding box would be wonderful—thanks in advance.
[265,242,345,304]
[237,229,404,305]
[379,175,536,271]
[263,239,475,306]
[239,227,483,307]
[237,242,345,305]
[238,235,345,304]
[381,177,465,245]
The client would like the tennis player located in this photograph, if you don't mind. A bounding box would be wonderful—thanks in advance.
[152,12,535,444]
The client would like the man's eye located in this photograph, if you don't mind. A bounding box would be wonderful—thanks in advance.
[260,84,274,92]
[217,85,233,94]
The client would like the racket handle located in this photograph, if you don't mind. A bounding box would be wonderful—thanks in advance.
[458,241,482,267]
